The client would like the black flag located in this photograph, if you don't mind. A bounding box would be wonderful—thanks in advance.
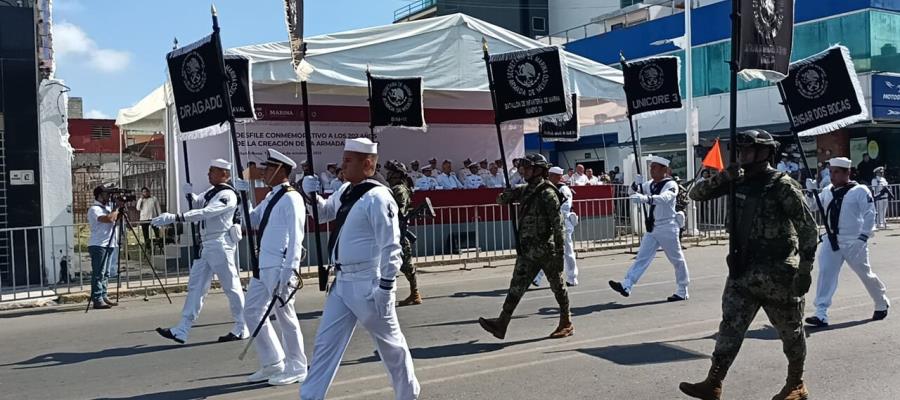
[540,93,579,142]
[368,75,426,129]
[489,46,570,123]
[167,34,229,132]
[738,0,794,82]
[778,46,868,137]
[224,55,255,119]
[622,56,682,117]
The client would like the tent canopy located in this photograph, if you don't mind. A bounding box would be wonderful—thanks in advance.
[116,13,624,132]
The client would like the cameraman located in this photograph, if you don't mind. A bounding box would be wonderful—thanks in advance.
[87,186,122,310]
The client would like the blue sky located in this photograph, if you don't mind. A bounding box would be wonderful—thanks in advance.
[54,0,411,119]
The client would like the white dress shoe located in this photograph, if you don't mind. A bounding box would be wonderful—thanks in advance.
[268,370,307,386]
[247,362,284,383]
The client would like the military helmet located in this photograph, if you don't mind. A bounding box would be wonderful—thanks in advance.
[736,129,778,149]
[520,153,550,169]
[384,160,408,174]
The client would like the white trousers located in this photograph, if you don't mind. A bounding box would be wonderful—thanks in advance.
[244,267,307,374]
[814,237,890,322]
[301,278,419,400]
[622,224,690,297]
[875,200,888,228]
[533,223,578,286]
[171,241,247,341]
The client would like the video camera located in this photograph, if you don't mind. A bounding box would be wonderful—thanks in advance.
[104,188,138,203]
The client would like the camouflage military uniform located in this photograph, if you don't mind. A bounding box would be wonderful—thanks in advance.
[390,183,415,285]
[497,180,570,318]
[688,167,818,384]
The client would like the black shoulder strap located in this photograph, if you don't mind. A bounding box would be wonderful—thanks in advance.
[645,178,673,232]
[205,184,241,224]
[827,182,858,235]
[328,181,380,263]
[254,185,295,277]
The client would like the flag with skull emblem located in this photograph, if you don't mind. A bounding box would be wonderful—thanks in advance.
[224,55,255,120]
[778,45,867,137]
[622,56,682,117]
[368,74,426,129]
[166,34,230,132]
[738,0,794,82]
[488,46,571,123]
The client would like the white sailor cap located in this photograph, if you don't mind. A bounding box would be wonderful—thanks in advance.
[421,165,433,172]
[549,166,565,175]
[479,159,488,164]
[463,158,473,166]
[874,166,885,174]
[262,149,297,169]
[428,157,437,163]
[210,158,232,170]
[828,157,852,169]
[326,162,337,167]
[410,160,420,165]
[344,138,378,154]
[648,155,671,167]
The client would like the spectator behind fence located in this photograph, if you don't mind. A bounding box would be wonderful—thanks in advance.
[585,168,600,185]
[570,164,589,186]
[137,186,162,250]
[88,186,121,310]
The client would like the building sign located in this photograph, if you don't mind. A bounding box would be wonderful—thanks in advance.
[872,74,900,120]
[10,170,35,186]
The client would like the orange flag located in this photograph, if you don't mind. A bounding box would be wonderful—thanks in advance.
[702,138,725,171]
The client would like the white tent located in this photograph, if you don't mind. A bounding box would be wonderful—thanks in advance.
[116,13,624,133]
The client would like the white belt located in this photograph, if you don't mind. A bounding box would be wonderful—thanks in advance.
[335,259,379,281]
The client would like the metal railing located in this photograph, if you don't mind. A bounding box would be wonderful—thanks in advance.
[394,0,437,22]
[3,184,899,303]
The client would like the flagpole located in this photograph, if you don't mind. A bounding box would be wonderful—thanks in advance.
[300,69,327,291]
[727,0,740,260]
[684,0,698,236]
[211,5,259,271]
[620,52,650,232]
[365,67,376,142]
[776,83,837,251]
[481,38,518,237]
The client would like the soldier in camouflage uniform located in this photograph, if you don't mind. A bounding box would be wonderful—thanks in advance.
[478,153,573,340]
[384,160,422,306]
[680,130,818,400]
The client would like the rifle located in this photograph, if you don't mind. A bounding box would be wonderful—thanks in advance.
[399,198,435,244]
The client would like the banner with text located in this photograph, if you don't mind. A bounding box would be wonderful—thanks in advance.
[368,75,426,129]
[488,46,571,123]
[224,55,255,119]
[540,93,579,142]
[778,46,867,137]
[622,56,682,117]
[738,0,794,82]
[166,34,229,133]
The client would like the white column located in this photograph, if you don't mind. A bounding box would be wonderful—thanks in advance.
[684,0,699,236]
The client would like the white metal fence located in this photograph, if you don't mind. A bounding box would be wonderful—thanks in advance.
[2,184,898,303]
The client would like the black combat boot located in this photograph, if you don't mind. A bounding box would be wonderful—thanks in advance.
[772,362,808,400]
[679,362,726,400]
[478,311,512,339]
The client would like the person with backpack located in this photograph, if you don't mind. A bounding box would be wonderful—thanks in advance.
[609,155,691,302]
[153,158,248,344]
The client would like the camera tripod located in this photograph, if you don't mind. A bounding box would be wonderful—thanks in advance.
[85,207,172,313]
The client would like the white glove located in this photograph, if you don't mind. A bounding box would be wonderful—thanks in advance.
[633,174,645,185]
[233,178,250,191]
[151,212,178,227]
[805,179,818,191]
[229,224,243,242]
[630,193,649,205]
[301,175,321,193]
[181,183,193,196]
[277,268,299,301]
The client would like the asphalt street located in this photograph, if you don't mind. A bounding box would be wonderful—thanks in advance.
[1,231,899,400]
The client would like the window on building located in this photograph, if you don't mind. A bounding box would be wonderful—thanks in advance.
[620,0,642,8]
[871,11,900,73]
[90,125,112,140]
[610,22,625,31]
[532,16,546,32]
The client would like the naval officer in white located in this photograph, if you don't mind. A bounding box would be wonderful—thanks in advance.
[243,149,308,386]
[804,157,890,327]
[301,137,419,400]
[609,156,691,301]
[153,158,248,344]
[533,166,579,287]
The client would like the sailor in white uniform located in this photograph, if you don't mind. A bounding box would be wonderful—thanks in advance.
[153,158,248,344]
[533,166,579,287]
[477,159,492,181]
[609,156,690,301]
[415,166,438,191]
[804,157,890,327]
[407,160,424,182]
[319,162,338,189]
[456,158,474,183]
[484,164,506,189]
[871,166,890,229]
[436,160,462,190]
[301,138,419,400]
[463,164,485,189]
[243,149,308,386]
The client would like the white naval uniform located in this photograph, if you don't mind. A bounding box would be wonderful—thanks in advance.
[436,172,462,190]
[509,168,525,186]
[170,185,247,341]
[484,173,505,188]
[463,174,484,189]
[302,180,419,400]
[811,183,890,323]
[621,179,690,297]
[407,170,423,182]
[319,171,336,189]
[478,168,492,181]
[415,176,438,191]
[245,183,308,377]
[871,176,890,228]
[534,184,579,286]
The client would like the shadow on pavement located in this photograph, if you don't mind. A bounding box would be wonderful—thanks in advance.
[343,337,546,366]
[569,342,708,366]
[446,288,514,299]
[408,315,527,329]
[95,381,269,400]
[2,340,219,369]
[806,318,872,334]
[536,299,670,317]
[124,321,232,335]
